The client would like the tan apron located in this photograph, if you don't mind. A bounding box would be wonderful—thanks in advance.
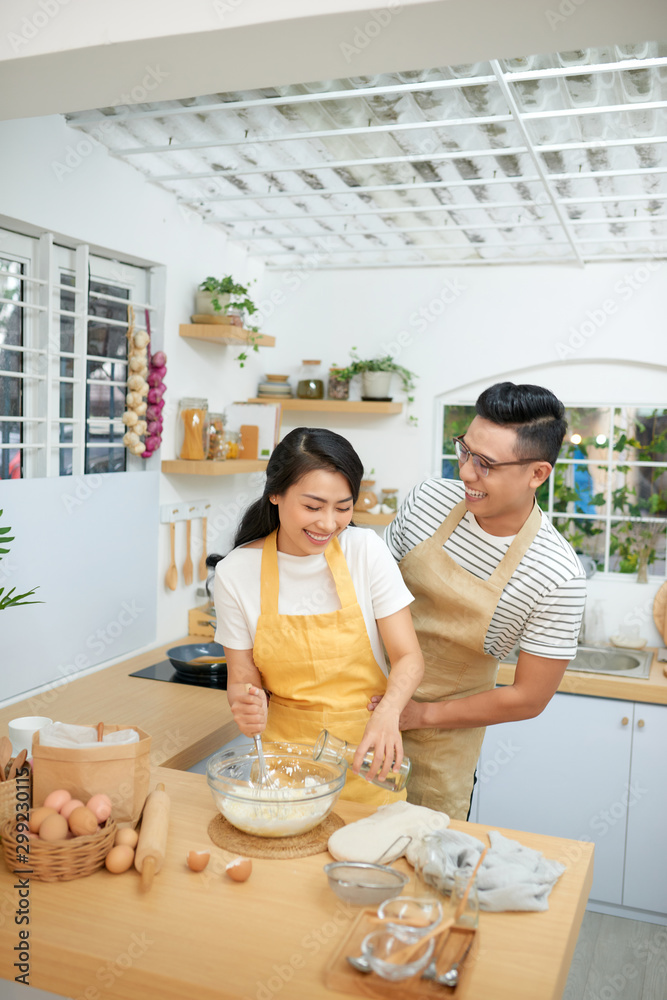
[253,529,405,805]
[400,500,542,819]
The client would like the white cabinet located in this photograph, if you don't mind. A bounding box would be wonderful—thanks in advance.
[476,692,633,905]
[622,702,667,913]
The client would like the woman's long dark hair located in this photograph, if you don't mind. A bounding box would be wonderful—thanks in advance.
[233,427,363,548]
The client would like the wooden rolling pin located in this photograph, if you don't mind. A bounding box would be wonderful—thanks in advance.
[134,782,170,891]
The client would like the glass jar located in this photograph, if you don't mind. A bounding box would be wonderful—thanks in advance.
[451,870,480,929]
[296,360,324,400]
[381,488,399,514]
[225,430,242,460]
[313,729,411,793]
[327,367,350,400]
[206,412,227,461]
[177,397,208,461]
[353,479,378,513]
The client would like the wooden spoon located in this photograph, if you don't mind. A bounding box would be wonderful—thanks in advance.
[183,519,194,586]
[165,522,178,591]
[198,516,208,582]
[0,736,13,781]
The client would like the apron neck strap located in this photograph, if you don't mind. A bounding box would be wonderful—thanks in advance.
[431,498,542,590]
[260,529,357,614]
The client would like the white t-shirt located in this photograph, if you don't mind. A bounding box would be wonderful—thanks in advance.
[214,526,414,675]
[385,479,586,661]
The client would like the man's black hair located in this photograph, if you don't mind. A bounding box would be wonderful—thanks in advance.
[475,382,567,466]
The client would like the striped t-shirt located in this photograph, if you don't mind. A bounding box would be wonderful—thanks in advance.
[385,479,586,661]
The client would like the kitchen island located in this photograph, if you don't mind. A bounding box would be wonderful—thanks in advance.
[0,765,593,1000]
[0,637,596,999]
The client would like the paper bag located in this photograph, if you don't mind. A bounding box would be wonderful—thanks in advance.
[31,724,151,826]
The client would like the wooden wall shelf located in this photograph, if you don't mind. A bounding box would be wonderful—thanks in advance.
[180,324,276,347]
[247,399,402,414]
[161,459,269,476]
[352,511,396,525]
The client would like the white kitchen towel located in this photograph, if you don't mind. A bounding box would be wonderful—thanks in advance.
[408,828,566,912]
[39,722,140,749]
[327,800,450,863]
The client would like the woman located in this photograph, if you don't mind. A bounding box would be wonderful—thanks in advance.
[214,427,424,804]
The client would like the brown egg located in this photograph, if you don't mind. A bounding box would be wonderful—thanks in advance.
[187,850,210,872]
[225,857,252,882]
[38,813,69,842]
[104,844,135,874]
[28,806,58,834]
[86,793,112,823]
[114,828,139,849]
[59,798,84,820]
[67,806,98,837]
[43,789,72,812]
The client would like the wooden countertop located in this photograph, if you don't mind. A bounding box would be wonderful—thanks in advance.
[0,765,594,1000]
[0,638,239,771]
[497,646,667,705]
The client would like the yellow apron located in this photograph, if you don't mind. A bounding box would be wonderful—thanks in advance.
[400,500,542,819]
[253,529,405,805]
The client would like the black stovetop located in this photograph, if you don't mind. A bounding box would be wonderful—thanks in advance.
[130,659,228,689]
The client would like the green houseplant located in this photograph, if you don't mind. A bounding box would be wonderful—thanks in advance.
[330,349,418,422]
[196,275,261,367]
[0,509,41,610]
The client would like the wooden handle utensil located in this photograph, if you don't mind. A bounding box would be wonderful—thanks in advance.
[0,736,13,781]
[165,523,178,591]
[198,517,208,582]
[7,749,28,782]
[134,782,170,891]
[183,519,194,586]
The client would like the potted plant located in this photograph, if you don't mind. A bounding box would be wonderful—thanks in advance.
[195,275,261,367]
[195,275,258,324]
[331,350,418,423]
[0,509,41,610]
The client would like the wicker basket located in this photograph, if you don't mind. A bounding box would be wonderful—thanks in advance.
[0,816,117,881]
[0,771,32,826]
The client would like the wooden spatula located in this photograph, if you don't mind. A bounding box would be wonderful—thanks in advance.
[165,522,178,591]
[0,736,13,781]
[198,516,208,582]
[183,519,194,586]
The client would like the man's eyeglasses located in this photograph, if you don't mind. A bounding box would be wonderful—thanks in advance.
[453,436,545,479]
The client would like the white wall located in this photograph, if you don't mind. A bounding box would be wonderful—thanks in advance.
[2,112,666,704]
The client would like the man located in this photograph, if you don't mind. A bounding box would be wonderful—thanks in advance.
[377,381,586,819]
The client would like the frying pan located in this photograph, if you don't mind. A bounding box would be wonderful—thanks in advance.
[166,642,227,680]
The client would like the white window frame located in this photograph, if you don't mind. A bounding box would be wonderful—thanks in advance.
[437,398,667,581]
[0,227,161,478]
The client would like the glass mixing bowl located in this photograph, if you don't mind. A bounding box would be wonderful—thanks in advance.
[206,741,346,838]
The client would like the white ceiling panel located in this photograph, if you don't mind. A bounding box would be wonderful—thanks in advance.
[66,41,667,269]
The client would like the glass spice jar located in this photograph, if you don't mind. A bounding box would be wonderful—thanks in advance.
[380,488,399,514]
[327,367,350,400]
[206,412,227,461]
[225,430,242,459]
[296,360,324,400]
[177,397,208,461]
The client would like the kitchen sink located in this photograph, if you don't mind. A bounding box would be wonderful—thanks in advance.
[501,644,653,679]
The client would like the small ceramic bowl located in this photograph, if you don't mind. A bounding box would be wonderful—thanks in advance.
[610,635,648,649]
[323,861,409,906]
[361,929,435,981]
[377,896,443,943]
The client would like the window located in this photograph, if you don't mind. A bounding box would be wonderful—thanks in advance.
[442,403,667,578]
[0,228,156,478]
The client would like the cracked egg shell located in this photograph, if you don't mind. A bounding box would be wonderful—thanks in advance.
[225,857,252,882]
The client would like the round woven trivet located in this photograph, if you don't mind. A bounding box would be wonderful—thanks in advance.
[207,811,345,859]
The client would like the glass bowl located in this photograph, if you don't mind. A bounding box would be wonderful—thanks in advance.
[323,861,409,906]
[377,896,443,942]
[361,929,435,981]
[206,741,346,838]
